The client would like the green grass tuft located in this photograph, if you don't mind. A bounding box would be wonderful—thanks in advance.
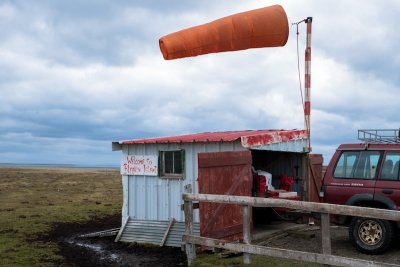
[0,167,122,266]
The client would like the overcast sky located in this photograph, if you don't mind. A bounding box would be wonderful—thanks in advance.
[1,1,399,166]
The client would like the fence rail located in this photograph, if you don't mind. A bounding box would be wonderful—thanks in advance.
[182,193,400,267]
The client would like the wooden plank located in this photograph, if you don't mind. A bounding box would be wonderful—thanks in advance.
[242,204,251,264]
[309,154,323,203]
[198,151,252,241]
[200,166,249,238]
[205,224,243,239]
[183,193,400,222]
[160,218,175,246]
[320,213,331,255]
[184,185,196,266]
[79,228,120,238]
[180,202,199,211]
[302,155,308,202]
[198,151,252,168]
[183,235,399,267]
[114,216,130,242]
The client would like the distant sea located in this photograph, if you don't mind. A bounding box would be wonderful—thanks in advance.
[0,163,119,170]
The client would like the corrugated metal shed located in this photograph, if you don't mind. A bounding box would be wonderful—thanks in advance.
[113,129,308,247]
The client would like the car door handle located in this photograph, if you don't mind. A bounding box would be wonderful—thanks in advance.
[382,189,393,194]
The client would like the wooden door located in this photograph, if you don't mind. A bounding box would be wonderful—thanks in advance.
[198,150,252,241]
[309,154,323,203]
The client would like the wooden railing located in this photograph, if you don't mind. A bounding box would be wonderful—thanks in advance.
[182,193,400,267]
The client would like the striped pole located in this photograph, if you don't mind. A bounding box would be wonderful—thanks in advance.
[304,17,312,151]
[304,17,313,218]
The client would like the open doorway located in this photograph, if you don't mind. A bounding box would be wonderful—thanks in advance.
[250,150,307,226]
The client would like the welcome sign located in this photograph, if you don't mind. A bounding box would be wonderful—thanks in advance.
[121,155,158,176]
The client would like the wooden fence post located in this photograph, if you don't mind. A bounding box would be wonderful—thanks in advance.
[243,204,252,264]
[320,213,331,255]
[183,193,400,267]
[184,185,196,266]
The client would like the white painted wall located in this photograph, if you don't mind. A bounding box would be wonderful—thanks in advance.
[120,141,246,223]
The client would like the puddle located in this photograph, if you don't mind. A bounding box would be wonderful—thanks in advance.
[64,237,122,265]
[44,214,186,266]
[58,235,187,266]
[61,236,183,267]
[68,239,120,261]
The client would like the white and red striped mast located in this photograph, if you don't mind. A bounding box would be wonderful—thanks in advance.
[304,17,312,151]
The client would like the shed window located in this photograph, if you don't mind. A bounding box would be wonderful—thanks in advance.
[160,150,185,178]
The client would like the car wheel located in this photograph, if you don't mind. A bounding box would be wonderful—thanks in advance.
[349,217,394,254]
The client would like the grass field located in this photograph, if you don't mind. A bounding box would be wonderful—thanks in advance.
[0,167,321,267]
[0,167,122,267]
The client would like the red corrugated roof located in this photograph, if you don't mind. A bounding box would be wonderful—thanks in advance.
[120,129,307,147]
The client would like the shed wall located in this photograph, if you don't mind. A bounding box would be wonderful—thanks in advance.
[122,141,246,224]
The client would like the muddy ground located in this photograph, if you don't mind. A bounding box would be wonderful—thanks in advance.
[44,214,400,266]
[41,214,187,267]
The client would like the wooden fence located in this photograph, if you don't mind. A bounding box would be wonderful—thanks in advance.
[183,193,400,267]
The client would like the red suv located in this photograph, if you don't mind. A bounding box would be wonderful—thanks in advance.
[321,129,400,254]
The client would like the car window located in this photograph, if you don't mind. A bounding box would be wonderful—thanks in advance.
[380,152,400,180]
[333,151,380,179]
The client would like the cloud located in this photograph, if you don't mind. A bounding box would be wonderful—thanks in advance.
[0,132,118,165]
[0,1,399,165]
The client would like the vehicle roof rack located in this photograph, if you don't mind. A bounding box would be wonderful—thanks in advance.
[358,129,400,144]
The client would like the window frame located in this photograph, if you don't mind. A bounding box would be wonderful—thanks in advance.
[159,149,185,179]
[333,150,382,180]
[379,151,400,181]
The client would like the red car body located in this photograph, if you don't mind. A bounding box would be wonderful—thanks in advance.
[322,143,400,211]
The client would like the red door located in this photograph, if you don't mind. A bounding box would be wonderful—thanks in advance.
[198,151,252,241]
[309,154,323,203]
[374,151,400,209]
[323,150,379,206]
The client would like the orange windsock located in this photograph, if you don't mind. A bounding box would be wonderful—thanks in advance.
[159,5,289,60]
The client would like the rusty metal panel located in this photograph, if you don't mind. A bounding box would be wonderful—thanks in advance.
[198,150,252,241]
[309,154,323,203]
[249,139,307,153]
[241,130,307,148]
[118,129,307,147]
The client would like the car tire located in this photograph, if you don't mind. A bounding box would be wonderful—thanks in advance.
[349,217,394,254]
